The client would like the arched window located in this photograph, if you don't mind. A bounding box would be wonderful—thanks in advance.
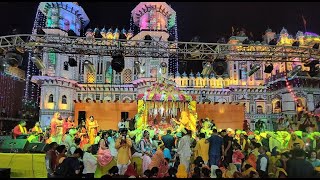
[62,95,67,104]
[257,105,263,114]
[48,94,54,103]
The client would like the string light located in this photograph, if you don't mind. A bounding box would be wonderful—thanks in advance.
[285,76,319,117]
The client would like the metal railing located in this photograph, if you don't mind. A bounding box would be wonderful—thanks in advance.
[0,34,319,62]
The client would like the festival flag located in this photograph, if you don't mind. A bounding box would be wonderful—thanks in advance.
[302,15,307,31]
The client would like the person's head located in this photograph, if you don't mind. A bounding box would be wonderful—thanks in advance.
[151,167,159,177]
[193,167,201,177]
[86,145,93,153]
[258,146,267,154]
[102,132,108,140]
[281,152,290,161]
[168,167,177,178]
[294,149,306,159]
[221,129,227,137]
[194,156,204,167]
[212,129,218,134]
[47,142,58,151]
[73,148,84,158]
[74,137,81,145]
[199,133,205,139]
[121,129,128,136]
[253,142,261,149]
[293,143,301,150]
[240,133,245,139]
[20,121,26,127]
[215,169,223,178]
[233,142,241,150]
[81,121,86,126]
[109,166,119,175]
[167,129,171,135]
[35,122,40,127]
[56,145,66,154]
[159,143,165,151]
[143,130,150,139]
[310,150,317,159]
[89,116,94,121]
[143,169,152,178]
[202,168,211,177]
[291,133,297,140]
[67,116,72,122]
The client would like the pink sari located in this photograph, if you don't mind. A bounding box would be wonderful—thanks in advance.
[97,147,113,166]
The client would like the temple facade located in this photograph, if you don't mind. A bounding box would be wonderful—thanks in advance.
[31,2,320,130]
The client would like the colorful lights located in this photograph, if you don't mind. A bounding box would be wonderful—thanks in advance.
[285,76,319,117]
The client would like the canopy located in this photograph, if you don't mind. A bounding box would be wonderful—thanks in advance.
[137,82,195,102]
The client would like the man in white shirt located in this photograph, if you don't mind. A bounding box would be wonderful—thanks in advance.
[257,146,269,178]
[82,145,97,178]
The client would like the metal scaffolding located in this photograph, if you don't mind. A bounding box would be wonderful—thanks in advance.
[1,34,320,63]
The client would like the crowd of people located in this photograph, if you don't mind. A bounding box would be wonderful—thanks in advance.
[35,112,320,178]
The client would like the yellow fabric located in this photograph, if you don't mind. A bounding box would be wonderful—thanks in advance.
[115,137,132,165]
[88,120,98,144]
[32,126,43,134]
[19,125,27,134]
[0,153,143,178]
[194,138,209,162]
[0,153,47,178]
[176,164,188,178]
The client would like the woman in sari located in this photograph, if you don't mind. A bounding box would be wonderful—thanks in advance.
[50,112,63,144]
[78,121,89,149]
[148,143,168,178]
[97,132,113,176]
[176,164,188,178]
[87,116,99,145]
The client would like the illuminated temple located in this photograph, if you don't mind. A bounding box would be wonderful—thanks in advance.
[22,2,320,130]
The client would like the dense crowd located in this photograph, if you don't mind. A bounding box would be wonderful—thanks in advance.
[43,116,320,178]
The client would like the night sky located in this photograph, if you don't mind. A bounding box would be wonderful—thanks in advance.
[1,2,320,73]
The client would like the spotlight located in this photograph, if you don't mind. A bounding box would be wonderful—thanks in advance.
[313,43,319,49]
[269,39,277,46]
[5,52,23,67]
[159,62,167,75]
[201,61,212,76]
[144,35,152,41]
[248,64,261,77]
[67,29,77,37]
[111,52,125,73]
[292,41,300,47]
[212,59,227,76]
[119,33,127,40]
[242,39,250,45]
[36,27,45,35]
[68,57,77,67]
[83,60,95,73]
[287,65,302,80]
[63,61,69,71]
[167,35,175,42]
[93,28,102,38]
[134,60,145,75]
[31,55,46,70]
[264,63,273,73]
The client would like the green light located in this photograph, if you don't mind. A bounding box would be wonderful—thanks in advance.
[48,52,56,65]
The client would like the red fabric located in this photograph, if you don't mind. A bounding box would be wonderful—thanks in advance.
[232,150,245,164]
[124,164,139,177]
[62,121,69,134]
[13,125,22,138]
[50,121,57,136]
